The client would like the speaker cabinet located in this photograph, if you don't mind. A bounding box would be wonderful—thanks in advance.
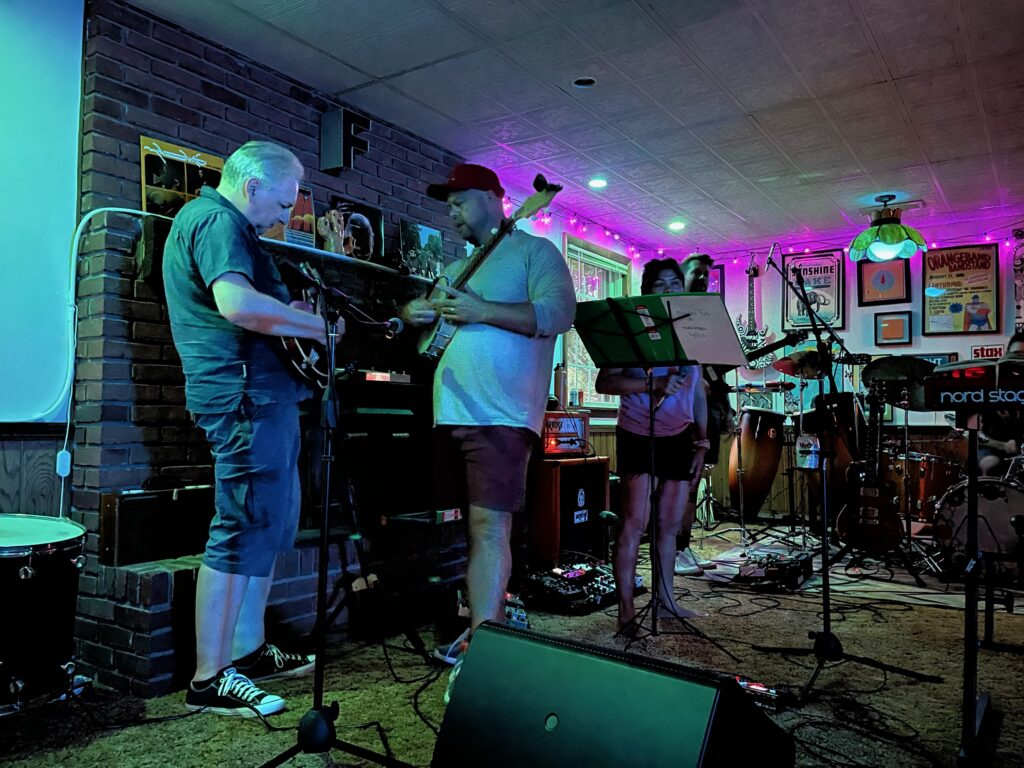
[528,456,609,567]
[433,623,794,768]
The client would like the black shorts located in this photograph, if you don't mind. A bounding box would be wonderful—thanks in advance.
[616,425,697,481]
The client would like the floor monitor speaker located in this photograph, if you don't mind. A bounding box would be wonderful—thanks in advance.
[432,622,794,767]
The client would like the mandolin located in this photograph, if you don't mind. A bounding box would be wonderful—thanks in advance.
[417,173,562,362]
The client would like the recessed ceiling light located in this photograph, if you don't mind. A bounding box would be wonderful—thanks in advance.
[573,76,597,89]
[588,177,608,189]
[668,220,686,231]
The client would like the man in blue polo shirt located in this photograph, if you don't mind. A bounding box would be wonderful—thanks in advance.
[163,141,338,717]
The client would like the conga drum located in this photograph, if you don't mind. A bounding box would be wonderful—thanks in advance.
[728,408,785,517]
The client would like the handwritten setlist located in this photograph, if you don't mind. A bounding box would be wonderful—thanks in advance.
[663,293,747,366]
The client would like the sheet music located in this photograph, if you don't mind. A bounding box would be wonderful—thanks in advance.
[663,294,747,366]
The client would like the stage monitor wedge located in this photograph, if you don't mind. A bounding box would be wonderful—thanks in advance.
[433,622,794,768]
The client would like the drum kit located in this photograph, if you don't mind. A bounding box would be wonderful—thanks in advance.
[725,351,1022,580]
[0,513,88,714]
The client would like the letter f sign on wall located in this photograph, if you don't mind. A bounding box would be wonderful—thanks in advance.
[320,108,370,173]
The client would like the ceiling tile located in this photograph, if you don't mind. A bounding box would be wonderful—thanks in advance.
[681,9,766,59]
[690,117,761,146]
[775,124,842,152]
[586,142,652,166]
[472,114,544,143]
[824,84,899,119]
[638,68,718,106]
[604,39,689,80]
[611,109,686,140]
[500,26,595,68]
[574,84,657,118]
[611,159,674,182]
[666,92,745,127]
[883,39,965,79]
[713,50,792,88]
[757,0,855,40]
[715,138,777,164]
[522,100,598,132]
[896,68,971,106]
[506,136,574,160]
[435,0,553,42]
[637,131,703,157]
[552,123,625,149]
[572,4,659,52]
[732,78,808,112]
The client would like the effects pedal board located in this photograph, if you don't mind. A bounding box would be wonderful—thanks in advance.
[524,562,645,614]
[736,551,813,590]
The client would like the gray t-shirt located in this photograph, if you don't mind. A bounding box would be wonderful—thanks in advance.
[433,229,575,436]
[163,187,308,414]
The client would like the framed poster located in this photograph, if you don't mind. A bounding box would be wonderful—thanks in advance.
[782,250,845,330]
[707,264,725,296]
[399,218,444,279]
[140,135,223,217]
[874,310,912,346]
[857,259,911,306]
[325,195,384,262]
[921,244,999,335]
[916,352,959,367]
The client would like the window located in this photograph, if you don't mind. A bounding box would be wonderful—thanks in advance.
[562,236,631,408]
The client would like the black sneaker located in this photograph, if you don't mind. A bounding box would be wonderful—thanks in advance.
[232,643,315,681]
[185,667,286,717]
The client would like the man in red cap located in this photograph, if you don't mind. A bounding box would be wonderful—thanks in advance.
[402,164,575,699]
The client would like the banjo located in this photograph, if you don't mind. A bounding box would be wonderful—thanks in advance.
[417,173,562,362]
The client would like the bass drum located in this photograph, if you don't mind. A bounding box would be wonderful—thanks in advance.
[934,479,1023,576]
[728,408,784,517]
[0,514,86,708]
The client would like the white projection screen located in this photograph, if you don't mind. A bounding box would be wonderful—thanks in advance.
[0,0,85,422]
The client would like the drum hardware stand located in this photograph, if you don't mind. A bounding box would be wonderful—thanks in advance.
[754,247,942,702]
[261,281,414,768]
[980,553,1023,655]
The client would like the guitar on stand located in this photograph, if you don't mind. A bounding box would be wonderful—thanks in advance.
[834,383,903,555]
[735,253,773,371]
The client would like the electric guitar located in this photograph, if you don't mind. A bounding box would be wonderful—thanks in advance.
[735,253,772,369]
[835,383,903,554]
[418,173,562,362]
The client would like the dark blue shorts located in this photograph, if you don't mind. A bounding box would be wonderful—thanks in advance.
[193,395,301,577]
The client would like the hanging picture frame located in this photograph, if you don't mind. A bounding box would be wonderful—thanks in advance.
[857,259,911,306]
[781,249,845,330]
[707,264,725,296]
[325,194,385,262]
[874,310,912,346]
[921,244,999,335]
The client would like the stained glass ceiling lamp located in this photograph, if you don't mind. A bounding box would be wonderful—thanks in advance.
[847,194,927,262]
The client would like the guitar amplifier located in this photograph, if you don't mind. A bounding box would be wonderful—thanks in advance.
[541,410,590,457]
[528,457,609,567]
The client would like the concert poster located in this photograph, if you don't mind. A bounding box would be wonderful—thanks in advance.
[325,195,384,262]
[707,265,725,296]
[140,136,223,217]
[781,250,845,331]
[921,244,999,335]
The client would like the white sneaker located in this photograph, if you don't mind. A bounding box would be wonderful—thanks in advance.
[689,547,717,571]
[674,549,702,576]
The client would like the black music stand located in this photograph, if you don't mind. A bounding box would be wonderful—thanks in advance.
[754,252,941,702]
[575,294,744,638]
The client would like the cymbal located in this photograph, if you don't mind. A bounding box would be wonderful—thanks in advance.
[773,350,827,378]
[862,355,935,384]
[729,382,796,393]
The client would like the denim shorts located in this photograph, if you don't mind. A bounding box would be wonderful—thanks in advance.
[193,395,301,577]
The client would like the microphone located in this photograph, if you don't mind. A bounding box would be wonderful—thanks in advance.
[765,242,777,268]
[383,317,404,339]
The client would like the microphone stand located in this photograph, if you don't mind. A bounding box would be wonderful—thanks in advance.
[754,249,941,702]
[261,278,414,768]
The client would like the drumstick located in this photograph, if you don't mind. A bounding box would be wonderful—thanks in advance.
[653,366,681,412]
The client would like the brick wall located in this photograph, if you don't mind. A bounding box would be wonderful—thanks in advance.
[72,0,464,696]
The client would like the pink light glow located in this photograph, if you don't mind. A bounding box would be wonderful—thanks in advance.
[657,248,664,255]
[803,247,810,253]
[931,242,938,248]
[613,233,620,240]
[788,247,794,253]
[985,234,991,241]
[1006,240,1012,247]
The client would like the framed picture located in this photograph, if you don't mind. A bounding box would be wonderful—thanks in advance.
[140,135,223,218]
[916,352,959,367]
[325,195,385,262]
[707,264,725,296]
[857,259,911,306]
[782,250,845,330]
[398,218,444,279]
[921,244,1000,335]
[875,310,912,346]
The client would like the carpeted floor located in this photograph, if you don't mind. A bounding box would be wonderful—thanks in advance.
[2,535,1023,768]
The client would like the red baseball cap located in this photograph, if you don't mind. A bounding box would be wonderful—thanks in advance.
[426,163,505,201]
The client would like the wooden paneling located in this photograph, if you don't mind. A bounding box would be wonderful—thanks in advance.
[589,425,616,473]
[0,436,66,516]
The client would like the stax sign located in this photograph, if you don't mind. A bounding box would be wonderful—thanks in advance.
[971,345,1004,359]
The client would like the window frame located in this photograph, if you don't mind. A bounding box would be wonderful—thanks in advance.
[561,234,632,414]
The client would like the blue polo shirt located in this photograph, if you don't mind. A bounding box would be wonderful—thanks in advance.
[163,186,308,414]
